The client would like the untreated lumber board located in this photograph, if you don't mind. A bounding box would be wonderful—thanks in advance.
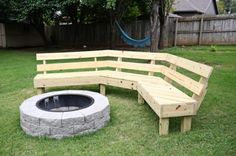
[34,50,213,135]
[37,61,110,72]
[159,118,169,135]
[37,50,109,60]
[138,92,145,104]
[181,116,192,133]
[99,84,106,95]
[162,66,204,96]
[148,60,155,76]
[166,54,213,78]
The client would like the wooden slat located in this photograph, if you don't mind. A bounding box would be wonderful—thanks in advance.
[37,50,212,78]
[94,57,98,71]
[37,61,110,72]
[37,60,164,73]
[36,50,110,60]
[138,82,196,105]
[137,84,161,116]
[34,75,103,88]
[166,54,213,78]
[109,50,167,61]
[164,64,176,83]
[138,82,196,118]
[102,77,137,90]
[43,60,47,74]
[116,57,122,72]
[162,66,204,96]
[192,77,208,111]
[37,50,168,61]
[148,60,155,76]
[109,61,164,73]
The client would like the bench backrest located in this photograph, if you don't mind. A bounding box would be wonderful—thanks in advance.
[36,50,213,110]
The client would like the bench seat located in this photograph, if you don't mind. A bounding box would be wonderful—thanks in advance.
[34,50,213,135]
[34,70,197,118]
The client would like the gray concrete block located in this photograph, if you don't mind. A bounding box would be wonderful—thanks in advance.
[62,112,85,127]
[50,126,74,138]
[40,118,62,127]
[21,121,50,136]
[20,112,40,126]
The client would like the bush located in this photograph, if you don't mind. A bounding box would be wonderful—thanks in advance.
[210,45,217,52]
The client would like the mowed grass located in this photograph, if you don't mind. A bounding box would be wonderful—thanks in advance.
[0,46,236,156]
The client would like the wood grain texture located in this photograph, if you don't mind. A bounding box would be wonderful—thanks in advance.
[34,50,213,135]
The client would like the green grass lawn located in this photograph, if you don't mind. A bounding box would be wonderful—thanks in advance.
[0,46,235,156]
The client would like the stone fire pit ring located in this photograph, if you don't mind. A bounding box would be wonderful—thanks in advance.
[20,90,110,139]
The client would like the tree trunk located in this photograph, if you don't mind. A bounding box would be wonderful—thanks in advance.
[32,23,49,46]
[69,4,78,47]
[158,0,168,49]
[109,11,116,49]
[150,1,159,52]
[158,16,168,49]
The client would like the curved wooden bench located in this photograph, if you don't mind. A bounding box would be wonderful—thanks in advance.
[34,50,213,135]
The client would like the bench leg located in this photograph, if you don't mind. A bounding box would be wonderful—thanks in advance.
[138,93,145,104]
[99,84,106,96]
[37,88,45,95]
[181,116,192,133]
[159,118,169,135]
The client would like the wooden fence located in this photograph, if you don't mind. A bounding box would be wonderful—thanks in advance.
[0,23,6,48]
[175,15,236,46]
[47,15,236,48]
[46,20,151,48]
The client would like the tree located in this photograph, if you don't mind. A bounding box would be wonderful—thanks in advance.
[149,0,174,51]
[0,0,15,22]
[150,1,159,52]
[158,0,174,49]
[12,0,59,45]
[81,0,134,48]
[231,0,236,13]
[224,0,236,13]
[217,0,225,14]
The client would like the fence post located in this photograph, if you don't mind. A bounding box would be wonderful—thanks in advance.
[0,23,6,48]
[198,16,204,45]
[174,18,178,46]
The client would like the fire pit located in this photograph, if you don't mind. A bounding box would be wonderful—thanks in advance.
[20,90,110,139]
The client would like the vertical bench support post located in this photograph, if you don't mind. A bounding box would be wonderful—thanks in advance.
[164,64,177,83]
[99,84,106,96]
[94,57,98,71]
[116,57,122,72]
[148,60,155,76]
[181,116,192,133]
[37,88,45,94]
[159,118,169,135]
[138,92,145,104]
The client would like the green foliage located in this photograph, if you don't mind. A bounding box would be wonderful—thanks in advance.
[106,0,117,9]
[232,0,236,13]
[210,45,217,52]
[0,0,17,22]
[224,0,236,13]
[126,5,141,20]
[217,0,225,14]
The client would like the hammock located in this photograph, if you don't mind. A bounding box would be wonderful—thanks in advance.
[115,21,151,48]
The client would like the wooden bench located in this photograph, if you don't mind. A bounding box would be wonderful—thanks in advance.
[34,50,213,135]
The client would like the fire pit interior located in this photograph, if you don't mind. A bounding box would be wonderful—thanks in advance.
[36,94,94,112]
[20,90,110,139]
